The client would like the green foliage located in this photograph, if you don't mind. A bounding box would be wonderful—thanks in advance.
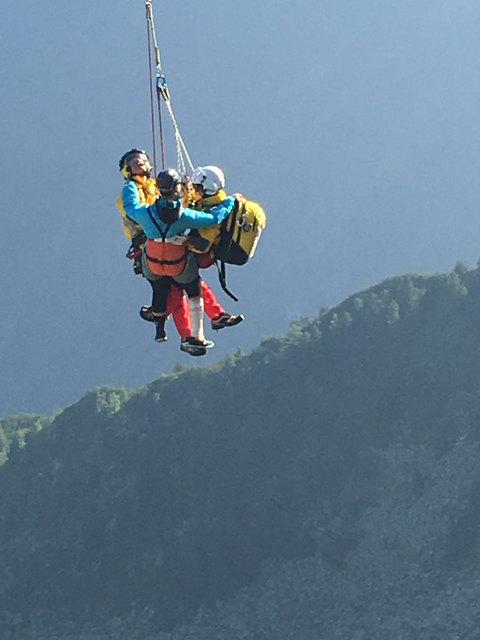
[3,265,480,639]
[93,386,134,416]
[0,413,54,465]
[0,427,8,465]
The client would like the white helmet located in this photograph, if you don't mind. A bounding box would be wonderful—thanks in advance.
[191,165,225,195]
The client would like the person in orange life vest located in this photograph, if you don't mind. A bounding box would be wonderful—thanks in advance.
[121,166,236,355]
[158,169,243,333]
[187,165,245,330]
[117,149,192,343]
[117,151,231,350]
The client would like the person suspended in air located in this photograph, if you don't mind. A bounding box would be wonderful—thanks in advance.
[185,165,240,327]
[117,149,191,345]
[186,164,266,306]
[117,149,242,354]
[119,154,238,355]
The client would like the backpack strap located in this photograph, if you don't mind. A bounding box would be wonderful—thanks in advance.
[214,259,239,302]
[147,208,170,241]
[220,197,241,252]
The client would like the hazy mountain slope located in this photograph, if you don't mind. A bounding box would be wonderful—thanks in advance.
[2,265,480,639]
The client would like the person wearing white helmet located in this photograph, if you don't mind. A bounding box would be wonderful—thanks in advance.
[190,165,226,197]
[188,165,245,330]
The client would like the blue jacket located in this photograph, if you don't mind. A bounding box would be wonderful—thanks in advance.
[121,181,235,239]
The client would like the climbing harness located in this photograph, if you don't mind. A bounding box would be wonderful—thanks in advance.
[145,1,194,177]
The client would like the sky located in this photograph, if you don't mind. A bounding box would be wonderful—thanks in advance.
[2,0,480,417]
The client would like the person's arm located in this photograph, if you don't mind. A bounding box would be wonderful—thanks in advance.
[179,196,236,229]
[121,181,155,227]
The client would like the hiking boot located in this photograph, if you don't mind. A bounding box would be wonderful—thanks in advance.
[139,306,156,323]
[140,306,167,342]
[211,312,245,331]
[180,338,207,357]
[180,337,215,356]
[187,336,215,349]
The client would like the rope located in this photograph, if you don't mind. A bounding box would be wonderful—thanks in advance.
[145,0,193,176]
[156,91,166,171]
[146,14,158,173]
[163,95,194,175]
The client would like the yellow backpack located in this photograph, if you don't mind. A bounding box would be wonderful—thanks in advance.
[188,193,267,301]
[211,197,267,301]
[213,197,267,265]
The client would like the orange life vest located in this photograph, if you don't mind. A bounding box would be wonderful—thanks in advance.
[144,237,188,276]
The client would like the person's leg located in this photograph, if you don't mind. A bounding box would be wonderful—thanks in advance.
[200,280,245,330]
[149,278,171,314]
[140,254,171,341]
[145,277,171,341]
[175,255,203,340]
[166,283,191,340]
[181,277,205,342]
[201,280,224,318]
[174,254,214,354]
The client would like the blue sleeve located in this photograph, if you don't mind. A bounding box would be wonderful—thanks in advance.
[121,181,153,226]
[181,197,235,229]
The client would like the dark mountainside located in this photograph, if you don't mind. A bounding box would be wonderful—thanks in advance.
[3,265,480,639]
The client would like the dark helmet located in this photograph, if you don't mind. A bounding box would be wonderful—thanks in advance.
[119,148,152,179]
[157,168,182,196]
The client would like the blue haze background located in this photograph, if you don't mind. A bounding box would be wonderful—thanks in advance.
[1,0,480,417]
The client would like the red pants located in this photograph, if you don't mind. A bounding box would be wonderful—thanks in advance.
[166,281,224,339]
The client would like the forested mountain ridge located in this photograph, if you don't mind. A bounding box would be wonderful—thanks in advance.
[0,413,55,465]
[2,264,480,639]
